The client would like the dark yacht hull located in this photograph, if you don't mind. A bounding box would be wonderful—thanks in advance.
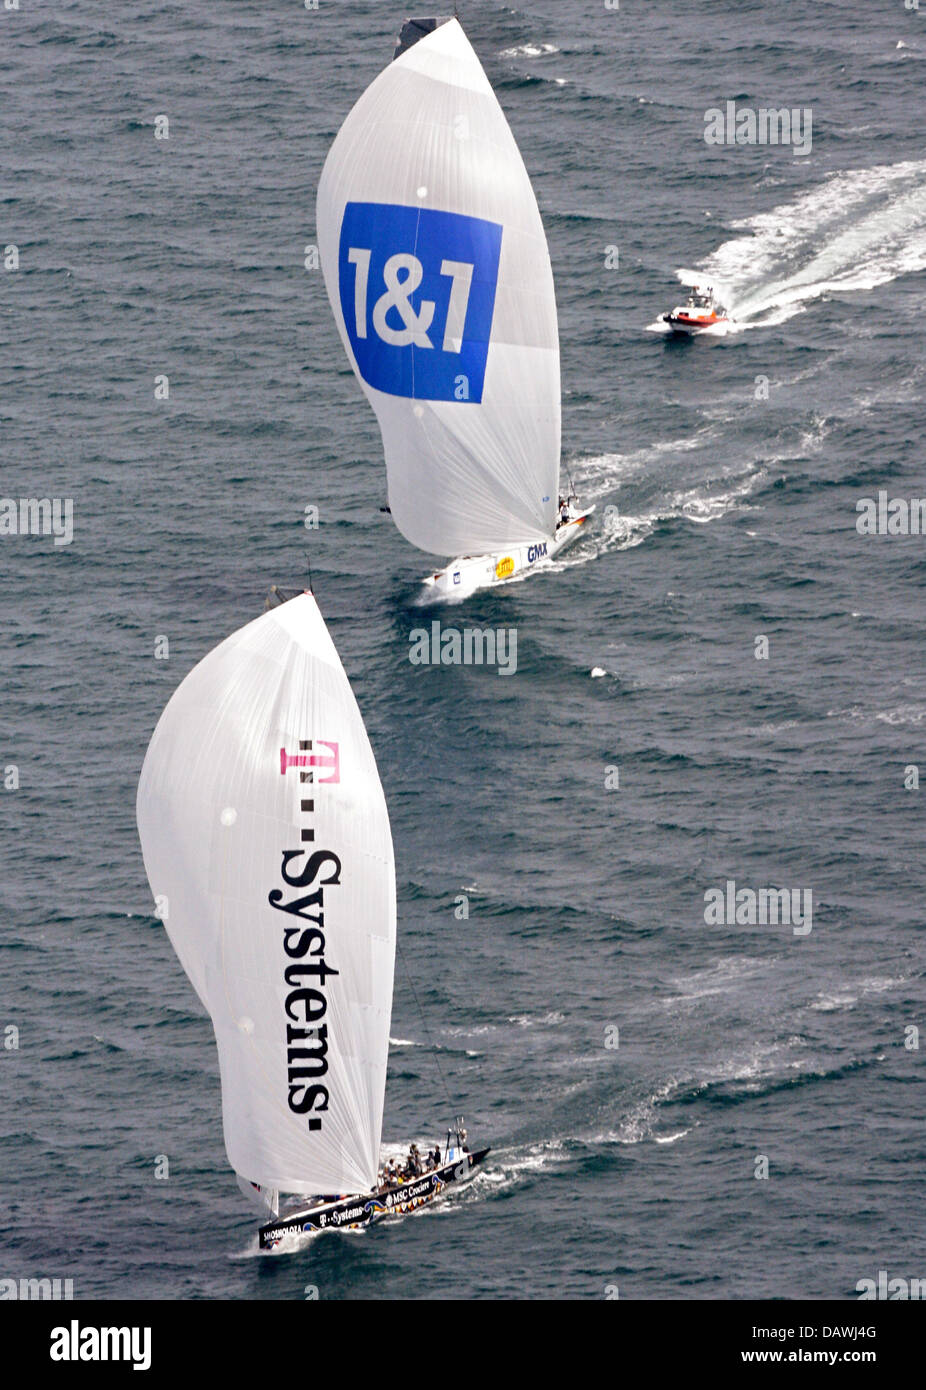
[259,1147,490,1249]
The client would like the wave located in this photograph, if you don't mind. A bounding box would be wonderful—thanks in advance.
[827,702,926,727]
[499,42,560,59]
[808,974,910,1013]
[662,955,776,1007]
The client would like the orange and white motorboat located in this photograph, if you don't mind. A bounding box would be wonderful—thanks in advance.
[662,284,732,335]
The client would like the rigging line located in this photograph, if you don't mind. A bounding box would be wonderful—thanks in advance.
[395,936,455,1113]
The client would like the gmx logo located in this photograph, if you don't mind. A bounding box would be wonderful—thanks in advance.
[338,202,502,403]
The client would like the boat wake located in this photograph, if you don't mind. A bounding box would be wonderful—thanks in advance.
[551,446,764,572]
[671,159,926,331]
[594,1041,837,1148]
[595,1077,698,1148]
[546,400,840,576]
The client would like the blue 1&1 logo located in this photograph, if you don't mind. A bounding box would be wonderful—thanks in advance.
[338,202,503,404]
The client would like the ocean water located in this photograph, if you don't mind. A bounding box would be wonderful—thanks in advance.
[2,0,925,1300]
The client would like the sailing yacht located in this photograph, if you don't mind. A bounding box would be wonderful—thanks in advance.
[316,15,593,600]
[136,590,488,1249]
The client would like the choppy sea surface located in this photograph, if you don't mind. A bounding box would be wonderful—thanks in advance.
[1,0,924,1299]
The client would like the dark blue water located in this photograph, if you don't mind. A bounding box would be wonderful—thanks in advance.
[2,0,924,1299]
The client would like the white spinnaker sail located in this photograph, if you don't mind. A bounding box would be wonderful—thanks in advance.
[317,17,560,557]
[136,594,396,1197]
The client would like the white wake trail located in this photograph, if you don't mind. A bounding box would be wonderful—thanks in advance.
[689,160,926,329]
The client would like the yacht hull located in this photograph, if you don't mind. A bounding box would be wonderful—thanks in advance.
[259,1147,490,1249]
[420,509,595,600]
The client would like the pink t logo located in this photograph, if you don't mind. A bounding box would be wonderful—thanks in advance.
[279,740,340,783]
